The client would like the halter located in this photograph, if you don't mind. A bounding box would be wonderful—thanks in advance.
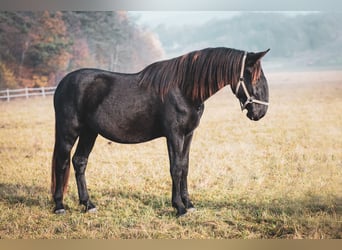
[235,52,269,110]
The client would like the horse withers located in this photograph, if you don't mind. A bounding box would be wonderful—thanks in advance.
[51,47,270,216]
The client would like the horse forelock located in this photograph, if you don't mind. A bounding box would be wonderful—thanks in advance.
[138,47,245,102]
[251,60,262,85]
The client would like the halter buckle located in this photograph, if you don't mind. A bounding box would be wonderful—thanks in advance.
[240,97,254,110]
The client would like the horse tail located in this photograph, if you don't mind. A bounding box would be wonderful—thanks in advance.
[51,140,57,196]
[51,129,71,197]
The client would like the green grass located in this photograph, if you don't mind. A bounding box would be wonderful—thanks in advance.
[0,71,341,239]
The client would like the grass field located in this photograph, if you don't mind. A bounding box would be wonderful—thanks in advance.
[0,71,341,239]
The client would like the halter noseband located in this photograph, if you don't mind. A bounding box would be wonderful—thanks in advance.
[235,52,269,110]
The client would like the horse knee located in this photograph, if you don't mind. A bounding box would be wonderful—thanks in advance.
[72,155,88,174]
[170,166,182,180]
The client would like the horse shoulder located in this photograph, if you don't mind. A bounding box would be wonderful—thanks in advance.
[163,89,204,136]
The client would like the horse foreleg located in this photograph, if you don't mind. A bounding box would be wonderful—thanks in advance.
[72,130,98,212]
[180,132,195,211]
[167,134,188,217]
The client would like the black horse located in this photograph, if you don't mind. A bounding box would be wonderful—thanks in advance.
[51,47,270,216]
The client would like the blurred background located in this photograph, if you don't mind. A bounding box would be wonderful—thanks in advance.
[0,11,341,89]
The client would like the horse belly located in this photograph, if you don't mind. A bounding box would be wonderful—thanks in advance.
[89,97,163,144]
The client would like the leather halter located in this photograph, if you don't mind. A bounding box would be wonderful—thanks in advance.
[235,52,269,110]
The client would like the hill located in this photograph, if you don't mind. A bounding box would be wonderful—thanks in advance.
[151,12,342,70]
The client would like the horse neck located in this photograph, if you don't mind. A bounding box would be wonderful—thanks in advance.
[183,71,238,104]
[181,50,243,103]
[138,47,243,104]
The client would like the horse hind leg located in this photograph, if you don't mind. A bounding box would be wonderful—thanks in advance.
[52,131,78,214]
[72,129,98,212]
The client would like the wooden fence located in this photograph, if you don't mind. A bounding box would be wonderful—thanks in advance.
[0,86,56,102]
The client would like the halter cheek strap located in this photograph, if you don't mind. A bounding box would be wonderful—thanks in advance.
[235,51,269,110]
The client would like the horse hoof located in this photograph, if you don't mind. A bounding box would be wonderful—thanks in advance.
[54,208,66,214]
[87,207,97,213]
[187,207,196,213]
[177,207,196,217]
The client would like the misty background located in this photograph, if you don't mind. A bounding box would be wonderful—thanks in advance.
[131,11,342,71]
[0,11,341,89]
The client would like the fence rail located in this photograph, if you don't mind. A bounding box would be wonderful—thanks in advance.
[0,86,56,102]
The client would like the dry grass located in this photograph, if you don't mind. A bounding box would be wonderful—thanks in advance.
[0,71,341,239]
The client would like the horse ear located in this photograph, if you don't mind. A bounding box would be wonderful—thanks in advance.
[246,49,270,67]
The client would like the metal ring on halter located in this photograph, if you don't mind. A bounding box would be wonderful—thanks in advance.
[235,51,269,110]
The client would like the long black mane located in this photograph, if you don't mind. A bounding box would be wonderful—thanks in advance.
[138,47,247,102]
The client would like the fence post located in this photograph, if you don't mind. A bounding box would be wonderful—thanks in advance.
[41,86,46,98]
[25,87,29,99]
[6,89,10,102]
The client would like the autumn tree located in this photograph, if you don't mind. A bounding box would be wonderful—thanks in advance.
[0,11,164,89]
[23,11,71,86]
[0,62,17,89]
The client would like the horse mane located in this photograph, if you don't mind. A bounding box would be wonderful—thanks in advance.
[138,47,262,102]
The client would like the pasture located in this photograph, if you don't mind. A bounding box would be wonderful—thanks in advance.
[0,71,341,239]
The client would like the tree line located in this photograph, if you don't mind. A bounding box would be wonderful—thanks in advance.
[0,11,164,89]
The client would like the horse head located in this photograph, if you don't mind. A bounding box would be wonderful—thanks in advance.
[234,49,270,121]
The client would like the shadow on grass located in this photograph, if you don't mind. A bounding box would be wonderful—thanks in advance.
[96,188,174,217]
[1,181,340,218]
[96,187,341,218]
[93,187,342,238]
[1,182,340,238]
[0,182,48,208]
[195,194,342,238]
[198,195,341,216]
